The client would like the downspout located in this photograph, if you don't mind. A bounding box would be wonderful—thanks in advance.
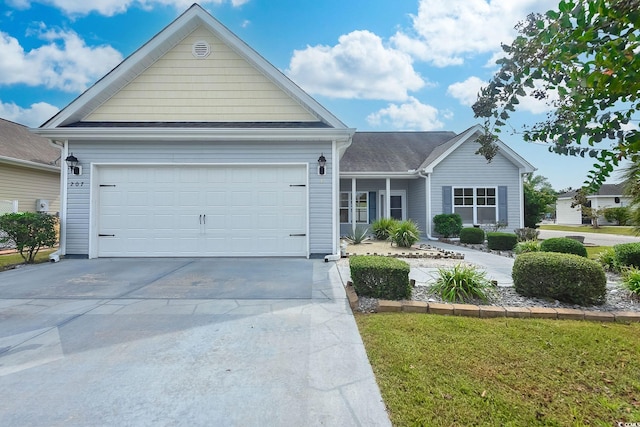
[47,139,66,261]
[418,170,438,240]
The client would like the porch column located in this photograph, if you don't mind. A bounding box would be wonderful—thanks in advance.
[351,178,357,233]
[385,178,391,218]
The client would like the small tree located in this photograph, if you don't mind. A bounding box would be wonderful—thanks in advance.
[523,174,557,228]
[571,190,606,228]
[603,206,630,226]
[0,213,57,263]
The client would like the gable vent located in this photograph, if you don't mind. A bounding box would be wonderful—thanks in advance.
[192,41,211,58]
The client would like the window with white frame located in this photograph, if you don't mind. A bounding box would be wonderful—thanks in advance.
[340,192,368,223]
[453,187,497,224]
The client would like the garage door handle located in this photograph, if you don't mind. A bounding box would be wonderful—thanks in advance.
[99,234,115,237]
[199,214,202,224]
[289,233,306,237]
[203,214,206,224]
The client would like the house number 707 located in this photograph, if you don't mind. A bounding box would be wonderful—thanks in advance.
[69,182,84,187]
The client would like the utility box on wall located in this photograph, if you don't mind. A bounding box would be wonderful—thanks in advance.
[36,199,49,212]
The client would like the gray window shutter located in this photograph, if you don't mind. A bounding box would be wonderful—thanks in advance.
[442,186,452,214]
[369,191,376,223]
[498,186,508,224]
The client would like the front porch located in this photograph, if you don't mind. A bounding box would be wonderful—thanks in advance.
[339,177,426,236]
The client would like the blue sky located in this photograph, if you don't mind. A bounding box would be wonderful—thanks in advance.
[0,0,625,190]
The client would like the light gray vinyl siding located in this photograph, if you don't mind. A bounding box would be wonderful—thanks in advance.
[65,140,332,256]
[407,178,426,234]
[429,140,522,235]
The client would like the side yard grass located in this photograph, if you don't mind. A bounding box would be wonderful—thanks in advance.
[540,224,637,236]
[356,314,640,426]
[0,248,56,271]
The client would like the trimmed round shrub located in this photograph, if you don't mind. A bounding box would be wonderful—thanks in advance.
[349,255,411,300]
[433,213,462,238]
[459,227,485,244]
[539,237,587,257]
[614,242,640,268]
[486,232,517,251]
[512,252,606,305]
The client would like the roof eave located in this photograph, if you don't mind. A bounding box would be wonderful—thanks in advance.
[31,127,356,142]
[340,171,419,179]
[0,156,60,172]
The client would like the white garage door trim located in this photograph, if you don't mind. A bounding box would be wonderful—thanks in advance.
[89,163,309,258]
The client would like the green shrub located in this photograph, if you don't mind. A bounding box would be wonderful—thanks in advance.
[514,227,540,242]
[614,242,640,268]
[621,267,640,296]
[539,237,587,257]
[486,232,517,251]
[603,206,630,226]
[459,227,485,244]
[349,255,411,300]
[431,264,493,303]
[514,240,540,254]
[371,217,398,241]
[0,212,57,263]
[433,213,462,238]
[595,247,618,272]
[345,225,369,244]
[512,252,606,305]
[390,220,420,248]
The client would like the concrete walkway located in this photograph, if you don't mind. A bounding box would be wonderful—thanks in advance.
[0,259,391,426]
[538,229,640,246]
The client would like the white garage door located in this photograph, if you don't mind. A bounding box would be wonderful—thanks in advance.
[96,164,307,257]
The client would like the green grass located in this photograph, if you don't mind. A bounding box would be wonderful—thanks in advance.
[540,224,638,236]
[0,248,56,270]
[356,314,640,426]
[586,246,609,259]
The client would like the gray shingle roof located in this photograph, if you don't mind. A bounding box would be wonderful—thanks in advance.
[341,131,457,173]
[0,118,60,166]
[559,183,625,198]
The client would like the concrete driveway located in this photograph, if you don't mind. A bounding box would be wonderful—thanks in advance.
[0,258,390,426]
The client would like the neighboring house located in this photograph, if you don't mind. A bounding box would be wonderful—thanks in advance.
[556,184,631,225]
[0,118,60,215]
[33,4,534,259]
[340,126,535,237]
[34,4,354,259]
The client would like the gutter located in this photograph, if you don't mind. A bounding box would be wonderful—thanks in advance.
[418,170,438,241]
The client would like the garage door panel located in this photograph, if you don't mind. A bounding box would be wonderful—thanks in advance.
[97,164,307,257]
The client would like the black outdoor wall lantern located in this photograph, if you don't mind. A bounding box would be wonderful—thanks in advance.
[318,153,327,176]
[65,153,82,175]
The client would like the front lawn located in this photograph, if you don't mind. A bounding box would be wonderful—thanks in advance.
[356,314,640,426]
[0,249,56,270]
[540,224,637,236]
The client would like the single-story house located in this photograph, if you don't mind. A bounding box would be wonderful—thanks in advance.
[340,128,535,237]
[34,4,534,259]
[0,118,61,215]
[556,183,631,225]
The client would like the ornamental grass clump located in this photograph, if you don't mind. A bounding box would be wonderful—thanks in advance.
[390,220,420,248]
[345,225,369,244]
[514,240,540,255]
[621,267,640,298]
[371,217,398,241]
[431,264,493,303]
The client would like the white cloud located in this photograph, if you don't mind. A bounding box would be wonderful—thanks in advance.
[518,80,559,115]
[447,76,486,106]
[366,97,447,130]
[287,30,425,101]
[14,0,249,16]
[0,100,59,127]
[392,0,558,67]
[0,27,122,92]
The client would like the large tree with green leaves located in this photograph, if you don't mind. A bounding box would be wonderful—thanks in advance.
[472,0,639,191]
